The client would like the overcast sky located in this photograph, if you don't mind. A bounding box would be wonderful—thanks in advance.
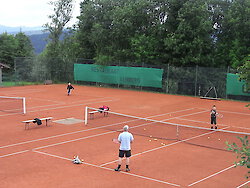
[0,0,81,27]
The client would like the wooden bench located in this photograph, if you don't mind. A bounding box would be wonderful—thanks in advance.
[22,117,53,130]
[89,110,108,119]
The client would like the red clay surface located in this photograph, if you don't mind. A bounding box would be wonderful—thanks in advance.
[0,84,249,188]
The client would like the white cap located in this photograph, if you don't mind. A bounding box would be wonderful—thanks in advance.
[123,125,129,131]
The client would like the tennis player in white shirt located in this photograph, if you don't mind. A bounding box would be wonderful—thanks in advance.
[114,125,134,172]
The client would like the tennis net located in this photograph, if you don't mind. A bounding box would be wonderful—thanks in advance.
[85,106,250,151]
[0,96,26,114]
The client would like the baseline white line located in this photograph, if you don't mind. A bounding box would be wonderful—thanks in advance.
[164,110,208,121]
[145,108,195,118]
[0,89,44,95]
[176,117,229,127]
[100,126,230,167]
[0,98,119,117]
[177,117,250,130]
[236,181,250,188]
[188,164,237,187]
[32,109,214,151]
[33,150,180,187]
[196,108,250,116]
[33,131,116,150]
[0,150,30,158]
[0,107,199,149]
[27,97,113,110]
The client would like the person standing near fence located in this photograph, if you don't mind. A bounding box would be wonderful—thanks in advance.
[67,83,74,96]
[114,125,134,172]
[210,105,218,129]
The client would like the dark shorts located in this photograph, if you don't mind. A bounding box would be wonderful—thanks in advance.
[211,117,216,125]
[119,150,131,158]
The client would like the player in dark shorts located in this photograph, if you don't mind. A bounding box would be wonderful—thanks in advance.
[114,125,134,172]
[210,105,218,129]
[67,83,74,96]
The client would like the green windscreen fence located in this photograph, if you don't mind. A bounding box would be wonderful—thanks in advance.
[226,73,250,96]
[74,64,163,88]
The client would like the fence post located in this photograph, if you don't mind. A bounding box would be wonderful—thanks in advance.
[166,64,170,93]
[194,65,198,96]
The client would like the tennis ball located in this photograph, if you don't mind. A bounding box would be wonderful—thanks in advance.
[143,128,146,130]
[150,135,152,138]
[149,140,152,142]
[218,139,221,141]
[208,137,210,139]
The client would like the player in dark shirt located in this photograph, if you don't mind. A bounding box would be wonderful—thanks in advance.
[67,83,74,96]
[210,105,218,129]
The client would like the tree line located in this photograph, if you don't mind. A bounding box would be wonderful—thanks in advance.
[0,0,249,81]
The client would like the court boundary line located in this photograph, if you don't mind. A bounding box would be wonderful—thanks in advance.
[236,181,250,188]
[0,107,197,149]
[196,107,250,116]
[188,164,237,186]
[33,150,181,187]
[0,98,119,117]
[99,126,230,167]
[26,97,115,110]
[0,150,30,158]
[29,110,216,151]
[177,117,250,130]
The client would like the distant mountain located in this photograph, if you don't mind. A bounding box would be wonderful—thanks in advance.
[28,32,49,54]
[0,25,69,54]
[0,25,43,35]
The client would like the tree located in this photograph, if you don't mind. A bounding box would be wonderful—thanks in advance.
[0,33,18,68]
[44,0,74,44]
[238,54,250,91]
[43,0,74,80]
[215,0,250,68]
[227,136,250,178]
[164,0,214,66]
[15,32,34,57]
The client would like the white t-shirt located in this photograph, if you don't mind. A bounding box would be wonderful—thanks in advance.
[118,131,134,150]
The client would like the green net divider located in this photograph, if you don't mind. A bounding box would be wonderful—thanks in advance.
[226,73,250,96]
[74,64,163,88]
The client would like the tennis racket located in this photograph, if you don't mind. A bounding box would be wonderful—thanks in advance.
[217,113,223,118]
[112,138,119,144]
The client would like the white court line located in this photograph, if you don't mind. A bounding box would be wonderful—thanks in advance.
[165,110,208,121]
[188,164,237,186]
[145,108,195,118]
[236,181,250,188]
[100,126,230,167]
[27,97,114,110]
[33,150,180,187]
[176,117,229,127]
[0,107,196,149]
[177,117,250,130]
[196,108,250,116]
[33,131,116,150]
[0,150,30,158]
[32,109,213,151]
[0,98,119,117]
[0,89,44,95]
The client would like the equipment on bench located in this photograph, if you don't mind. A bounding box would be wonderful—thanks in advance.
[22,117,53,129]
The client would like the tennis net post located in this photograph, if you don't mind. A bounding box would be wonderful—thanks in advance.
[0,96,26,114]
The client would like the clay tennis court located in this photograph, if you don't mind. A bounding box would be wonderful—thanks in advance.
[0,84,249,188]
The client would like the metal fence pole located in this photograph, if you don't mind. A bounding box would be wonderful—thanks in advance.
[166,64,170,93]
[194,65,198,96]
